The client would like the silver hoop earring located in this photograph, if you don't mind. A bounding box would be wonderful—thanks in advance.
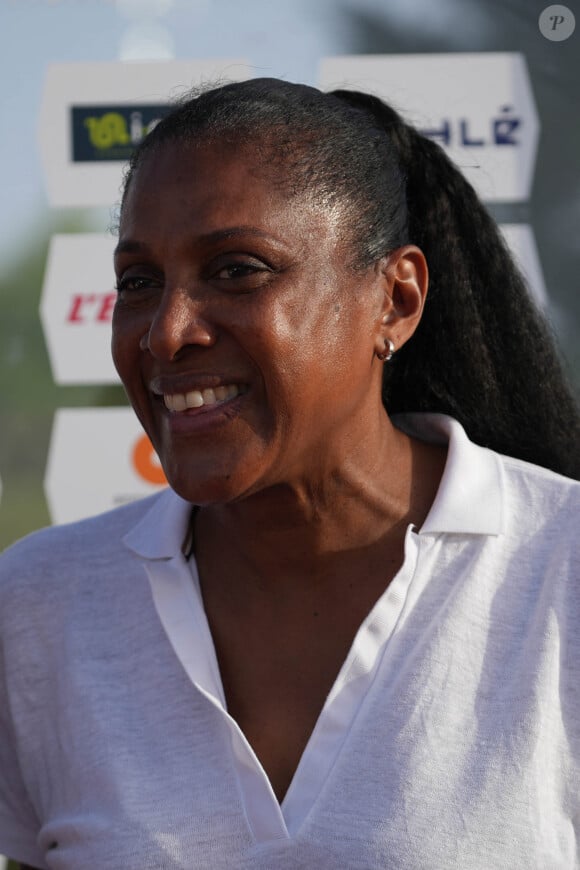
[377,339,395,363]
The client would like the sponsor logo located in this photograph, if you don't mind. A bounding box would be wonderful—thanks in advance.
[45,408,168,524]
[40,234,119,384]
[318,53,538,201]
[71,104,170,162]
[420,106,521,148]
[66,291,116,323]
[132,434,167,486]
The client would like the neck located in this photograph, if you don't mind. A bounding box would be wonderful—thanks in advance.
[193,414,445,595]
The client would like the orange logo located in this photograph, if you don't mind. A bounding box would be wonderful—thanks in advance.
[132,434,167,485]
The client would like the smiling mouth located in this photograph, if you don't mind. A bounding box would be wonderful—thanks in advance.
[163,383,244,412]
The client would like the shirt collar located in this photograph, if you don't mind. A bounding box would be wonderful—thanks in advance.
[123,487,193,559]
[123,413,504,558]
[392,413,504,536]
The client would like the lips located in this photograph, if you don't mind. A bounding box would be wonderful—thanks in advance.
[163,383,244,412]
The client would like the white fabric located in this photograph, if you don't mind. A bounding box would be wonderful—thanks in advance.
[0,414,579,869]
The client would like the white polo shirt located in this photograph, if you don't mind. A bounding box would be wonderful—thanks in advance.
[0,414,579,868]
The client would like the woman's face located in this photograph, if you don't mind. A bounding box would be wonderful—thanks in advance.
[112,140,388,504]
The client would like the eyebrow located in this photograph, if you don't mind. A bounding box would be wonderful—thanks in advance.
[114,226,277,257]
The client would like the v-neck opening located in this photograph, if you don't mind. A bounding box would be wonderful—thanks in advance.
[144,525,422,843]
[280,524,421,834]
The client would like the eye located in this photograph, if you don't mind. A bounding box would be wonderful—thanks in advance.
[115,273,162,296]
[209,256,274,290]
[116,276,148,292]
[214,263,262,279]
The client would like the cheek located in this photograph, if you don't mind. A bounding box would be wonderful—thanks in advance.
[263,279,336,351]
[110,324,128,379]
[111,310,142,388]
[276,288,365,379]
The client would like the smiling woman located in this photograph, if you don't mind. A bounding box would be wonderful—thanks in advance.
[1,78,580,870]
[112,133,431,507]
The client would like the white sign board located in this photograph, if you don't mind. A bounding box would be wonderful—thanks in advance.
[40,234,119,385]
[319,53,539,202]
[39,59,253,208]
[499,223,549,309]
[45,407,167,525]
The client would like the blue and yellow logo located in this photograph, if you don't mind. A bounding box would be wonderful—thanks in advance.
[71,104,171,162]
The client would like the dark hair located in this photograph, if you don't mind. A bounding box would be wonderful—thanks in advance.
[121,77,580,479]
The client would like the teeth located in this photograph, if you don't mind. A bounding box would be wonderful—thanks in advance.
[163,384,242,412]
[185,390,204,408]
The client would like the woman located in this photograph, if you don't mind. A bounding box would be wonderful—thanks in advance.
[1,78,579,869]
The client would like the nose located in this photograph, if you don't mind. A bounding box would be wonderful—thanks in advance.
[140,287,217,360]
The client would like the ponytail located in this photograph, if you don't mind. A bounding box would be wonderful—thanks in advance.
[334,90,580,479]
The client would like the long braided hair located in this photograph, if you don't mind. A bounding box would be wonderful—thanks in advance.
[120,78,580,478]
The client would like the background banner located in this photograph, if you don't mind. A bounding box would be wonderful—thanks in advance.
[40,234,119,385]
[319,53,539,202]
[38,53,548,523]
[44,407,167,525]
[38,59,253,208]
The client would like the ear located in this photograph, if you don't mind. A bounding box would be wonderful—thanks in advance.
[373,245,428,358]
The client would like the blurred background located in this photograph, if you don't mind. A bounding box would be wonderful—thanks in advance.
[0,0,579,554]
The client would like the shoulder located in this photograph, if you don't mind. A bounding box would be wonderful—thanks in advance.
[0,489,190,672]
[498,457,580,752]
[499,452,580,539]
[397,413,580,555]
[396,411,580,538]
[478,455,580,673]
[0,490,168,603]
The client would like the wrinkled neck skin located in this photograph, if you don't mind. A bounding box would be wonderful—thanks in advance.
[194,408,445,598]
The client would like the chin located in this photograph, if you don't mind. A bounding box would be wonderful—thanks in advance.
[162,457,263,507]
[155,424,280,505]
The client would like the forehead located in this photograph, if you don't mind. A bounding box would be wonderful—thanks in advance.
[125,140,266,208]
[119,140,345,250]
